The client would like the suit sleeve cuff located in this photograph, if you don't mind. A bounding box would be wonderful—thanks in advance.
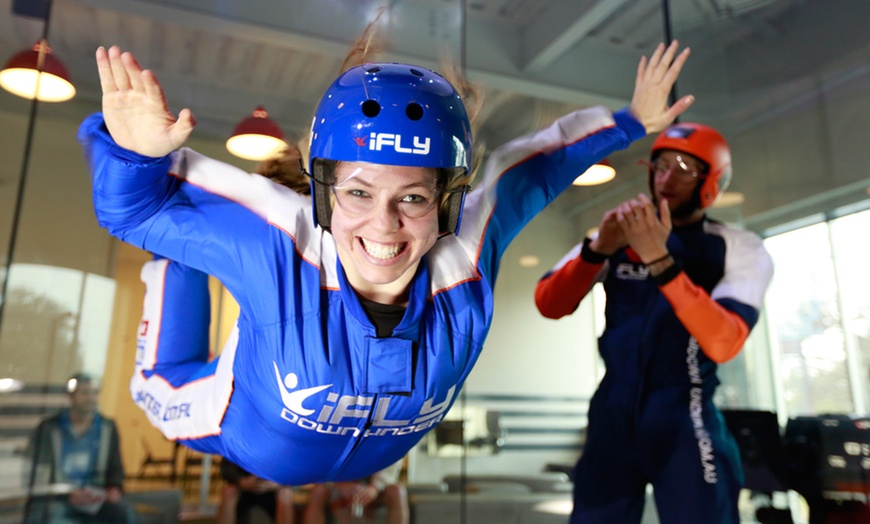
[614,108,647,142]
[580,237,608,264]
[654,261,682,286]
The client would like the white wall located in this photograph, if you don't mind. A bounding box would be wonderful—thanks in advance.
[408,204,606,484]
[468,204,602,399]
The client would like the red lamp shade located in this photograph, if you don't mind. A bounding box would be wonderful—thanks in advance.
[0,40,76,102]
[226,106,288,161]
[573,157,616,186]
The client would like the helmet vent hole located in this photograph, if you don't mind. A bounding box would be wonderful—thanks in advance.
[406,103,424,121]
[362,100,381,117]
[409,68,424,77]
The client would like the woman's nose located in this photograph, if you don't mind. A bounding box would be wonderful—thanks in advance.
[370,194,402,232]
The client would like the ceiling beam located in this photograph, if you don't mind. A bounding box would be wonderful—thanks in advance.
[69,0,628,108]
[521,0,634,73]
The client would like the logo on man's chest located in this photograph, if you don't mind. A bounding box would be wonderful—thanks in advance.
[615,263,649,281]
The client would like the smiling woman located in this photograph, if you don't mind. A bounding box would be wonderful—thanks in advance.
[328,162,442,305]
[78,38,691,485]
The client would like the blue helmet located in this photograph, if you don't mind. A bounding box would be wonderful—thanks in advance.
[308,63,472,234]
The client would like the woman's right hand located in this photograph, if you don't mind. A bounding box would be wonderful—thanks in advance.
[96,45,196,157]
[628,41,693,135]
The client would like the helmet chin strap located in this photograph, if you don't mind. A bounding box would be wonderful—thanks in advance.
[439,187,469,235]
[299,158,334,231]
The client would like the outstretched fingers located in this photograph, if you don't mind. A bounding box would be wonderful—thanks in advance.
[630,41,693,134]
[96,46,116,94]
[651,41,680,81]
[638,42,665,84]
[99,46,154,97]
[173,108,197,141]
[637,41,688,91]
[665,94,695,125]
[661,44,690,89]
[107,45,131,91]
[140,69,169,111]
[95,44,195,157]
[121,51,145,92]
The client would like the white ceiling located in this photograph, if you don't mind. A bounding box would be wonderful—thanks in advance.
[0,0,807,141]
[2,0,870,226]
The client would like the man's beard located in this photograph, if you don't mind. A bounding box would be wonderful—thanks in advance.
[652,192,701,220]
[648,176,703,220]
[669,197,701,219]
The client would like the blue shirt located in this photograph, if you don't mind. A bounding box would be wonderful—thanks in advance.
[59,412,102,486]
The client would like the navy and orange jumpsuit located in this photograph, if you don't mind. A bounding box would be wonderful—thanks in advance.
[535,218,773,523]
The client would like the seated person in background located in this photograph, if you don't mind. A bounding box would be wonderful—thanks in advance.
[24,373,135,523]
[303,459,408,524]
[217,459,295,524]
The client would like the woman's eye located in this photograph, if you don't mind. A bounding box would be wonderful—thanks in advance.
[347,189,371,199]
[401,194,429,204]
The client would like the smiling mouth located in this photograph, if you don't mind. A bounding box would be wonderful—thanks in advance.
[360,238,406,260]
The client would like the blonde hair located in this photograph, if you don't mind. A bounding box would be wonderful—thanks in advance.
[339,8,388,73]
[255,143,310,195]
[436,60,484,218]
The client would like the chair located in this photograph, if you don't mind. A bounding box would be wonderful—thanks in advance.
[720,409,792,524]
[180,447,222,494]
[138,437,178,482]
[468,410,507,453]
[720,409,789,493]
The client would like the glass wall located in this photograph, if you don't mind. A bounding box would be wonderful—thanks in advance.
[764,205,870,417]
[1,0,870,523]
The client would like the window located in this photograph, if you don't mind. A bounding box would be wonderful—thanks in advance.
[762,205,870,416]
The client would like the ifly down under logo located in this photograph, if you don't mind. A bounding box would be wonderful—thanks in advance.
[273,361,454,437]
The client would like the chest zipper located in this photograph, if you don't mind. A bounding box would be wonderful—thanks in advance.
[329,392,379,479]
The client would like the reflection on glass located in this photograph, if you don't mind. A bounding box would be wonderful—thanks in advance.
[765,223,853,415]
[0,264,118,503]
[829,210,870,414]
[0,264,116,384]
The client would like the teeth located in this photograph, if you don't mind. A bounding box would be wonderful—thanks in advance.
[361,239,403,259]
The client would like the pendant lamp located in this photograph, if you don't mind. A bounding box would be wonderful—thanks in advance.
[226,106,288,161]
[573,158,616,186]
[0,39,75,102]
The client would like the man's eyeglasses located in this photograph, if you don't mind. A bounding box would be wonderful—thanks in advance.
[642,156,705,180]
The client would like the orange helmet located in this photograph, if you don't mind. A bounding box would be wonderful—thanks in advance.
[650,123,732,209]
